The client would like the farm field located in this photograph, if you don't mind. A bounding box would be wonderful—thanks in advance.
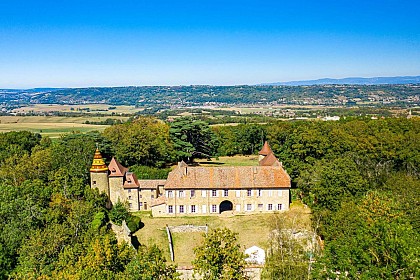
[133,201,311,267]
[0,116,114,138]
[11,104,143,114]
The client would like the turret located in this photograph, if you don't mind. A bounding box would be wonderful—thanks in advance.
[90,148,110,197]
[258,141,273,162]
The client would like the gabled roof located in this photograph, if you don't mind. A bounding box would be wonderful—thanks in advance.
[90,149,108,173]
[164,164,290,190]
[123,172,140,189]
[259,152,281,167]
[108,157,128,177]
[258,141,273,156]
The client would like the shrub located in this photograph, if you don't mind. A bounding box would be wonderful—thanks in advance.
[126,216,143,233]
[109,201,129,226]
[91,211,107,230]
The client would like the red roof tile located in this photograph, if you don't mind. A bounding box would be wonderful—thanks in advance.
[123,172,140,188]
[164,164,290,190]
[108,157,128,177]
[258,141,273,156]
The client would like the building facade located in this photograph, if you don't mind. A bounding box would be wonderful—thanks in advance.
[90,142,291,217]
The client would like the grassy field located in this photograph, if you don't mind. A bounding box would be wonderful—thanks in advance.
[0,116,116,138]
[12,104,143,115]
[195,155,260,166]
[133,201,311,267]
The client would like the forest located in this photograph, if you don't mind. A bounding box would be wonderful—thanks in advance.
[0,116,419,279]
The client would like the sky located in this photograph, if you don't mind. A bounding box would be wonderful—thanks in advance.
[1,0,420,88]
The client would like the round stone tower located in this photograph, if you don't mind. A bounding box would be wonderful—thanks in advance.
[90,148,110,197]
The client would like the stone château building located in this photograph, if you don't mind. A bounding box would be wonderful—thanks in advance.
[90,142,291,216]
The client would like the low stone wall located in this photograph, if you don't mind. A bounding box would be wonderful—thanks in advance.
[176,266,263,280]
[168,224,208,233]
[110,221,132,245]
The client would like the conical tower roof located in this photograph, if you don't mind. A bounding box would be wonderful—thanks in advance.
[258,141,273,156]
[90,149,108,172]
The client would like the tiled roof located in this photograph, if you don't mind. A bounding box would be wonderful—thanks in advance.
[258,141,273,156]
[259,152,281,167]
[108,157,128,177]
[90,149,108,172]
[138,180,167,189]
[164,164,290,190]
[123,172,140,189]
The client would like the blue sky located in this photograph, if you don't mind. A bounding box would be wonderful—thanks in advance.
[1,0,419,87]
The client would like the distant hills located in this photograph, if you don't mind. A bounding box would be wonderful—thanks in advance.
[262,76,420,86]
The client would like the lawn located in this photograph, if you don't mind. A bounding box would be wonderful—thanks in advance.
[133,201,311,267]
[195,155,260,167]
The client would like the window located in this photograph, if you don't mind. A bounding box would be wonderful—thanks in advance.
[246,204,252,211]
[93,180,96,185]
[167,190,173,198]
[127,189,131,193]
[191,205,196,213]
[212,190,217,197]
[179,205,184,213]
[277,204,282,210]
[278,190,282,196]
[268,190,273,197]
[247,189,252,196]
[151,194,155,199]
[258,189,262,197]
[168,205,173,213]
[224,190,229,197]
[258,203,263,209]
[129,203,132,208]
[128,196,132,200]
[202,190,206,197]
[179,190,184,198]
[212,205,217,213]
[139,202,143,207]
[190,190,195,197]
[139,194,142,198]
[268,204,273,210]
[236,190,241,197]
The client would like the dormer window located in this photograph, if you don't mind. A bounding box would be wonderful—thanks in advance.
[111,168,116,173]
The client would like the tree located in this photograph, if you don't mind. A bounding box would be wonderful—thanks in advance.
[109,201,129,226]
[122,245,179,280]
[193,228,248,280]
[103,117,173,167]
[262,214,319,280]
[170,117,217,162]
[312,192,420,279]
[297,156,367,211]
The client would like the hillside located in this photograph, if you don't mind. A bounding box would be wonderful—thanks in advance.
[1,84,420,108]
[263,75,420,86]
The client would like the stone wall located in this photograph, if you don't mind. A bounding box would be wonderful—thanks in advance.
[168,224,208,233]
[154,188,289,217]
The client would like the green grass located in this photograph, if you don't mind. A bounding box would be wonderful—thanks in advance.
[0,116,116,138]
[195,155,259,167]
[133,201,311,266]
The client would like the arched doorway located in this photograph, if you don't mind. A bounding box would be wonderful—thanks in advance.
[219,200,233,213]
